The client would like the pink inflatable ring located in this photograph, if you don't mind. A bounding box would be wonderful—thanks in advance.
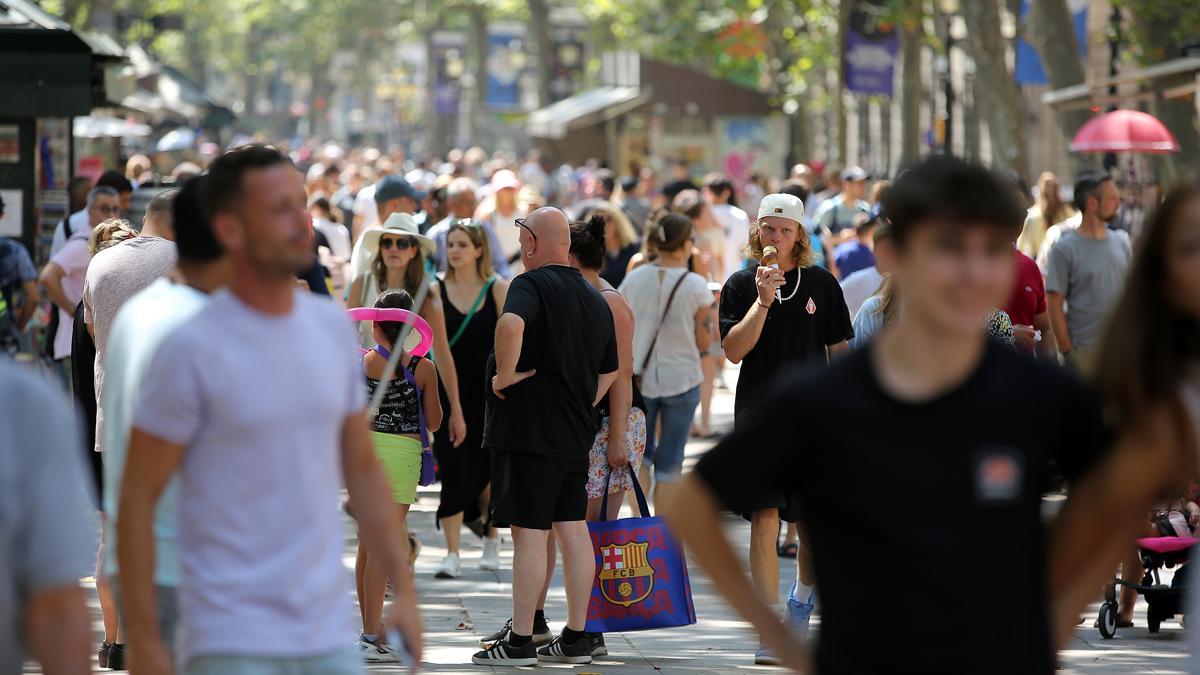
[345,307,434,357]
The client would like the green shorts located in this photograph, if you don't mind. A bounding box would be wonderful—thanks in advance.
[371,432,424,505]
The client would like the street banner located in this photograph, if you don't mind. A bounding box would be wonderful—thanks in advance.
[844,0,898,97]
[486,26,526,110]
[433,32,465,116]
[585,469,697,633]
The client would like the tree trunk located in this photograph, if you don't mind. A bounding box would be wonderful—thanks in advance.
[469,3,488,147]
[961,0,1029,180]
[835,0,851,165]
[528,0,551,109]
[1025,0,1090,175]
[898,2,922,171]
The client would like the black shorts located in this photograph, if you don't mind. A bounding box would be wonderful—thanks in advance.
[739,488,801,524]
[489,450,588,530]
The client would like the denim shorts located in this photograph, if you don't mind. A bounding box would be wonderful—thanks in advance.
[642,385,702,482]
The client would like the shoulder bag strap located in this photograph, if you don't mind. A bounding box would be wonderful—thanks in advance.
[639,269,689,375]
[397,356,430,449]
[448,278,496,349]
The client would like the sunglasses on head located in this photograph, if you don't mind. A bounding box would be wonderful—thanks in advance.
[380,236,415,250]
[515,217,537,243]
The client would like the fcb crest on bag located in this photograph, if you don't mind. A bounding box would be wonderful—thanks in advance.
[599,542,654,607]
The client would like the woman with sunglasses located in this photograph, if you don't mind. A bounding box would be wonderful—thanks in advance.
[432,221,509,579]
[348,212,468,451]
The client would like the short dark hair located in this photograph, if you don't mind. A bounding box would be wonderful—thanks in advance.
[779,179,809,204]
[96,169,133,194]
[144,189,177,226]
[703,173,735,203]
[881,156,1025,246]
[569,215,607,271]
[593,169,616,196]
[174,175,224,263]
[1073,174,1113,213]
[202,145,294,217]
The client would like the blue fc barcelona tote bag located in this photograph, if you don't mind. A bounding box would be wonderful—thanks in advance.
[584,466,697,633]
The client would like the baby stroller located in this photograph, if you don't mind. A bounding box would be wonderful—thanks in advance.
[1096,533,1195,638]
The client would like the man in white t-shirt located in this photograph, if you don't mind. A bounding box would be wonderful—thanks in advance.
[40,186,121,367]
[704,173,752,282]
[118,146,422,674]
[101,175,227,663]
[477,169,526,271]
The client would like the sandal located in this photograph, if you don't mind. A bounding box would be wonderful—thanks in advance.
[777,542,799,558]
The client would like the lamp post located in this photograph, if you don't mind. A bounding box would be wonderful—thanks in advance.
[937,0,959,156]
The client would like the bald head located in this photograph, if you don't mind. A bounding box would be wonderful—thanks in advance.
[523,206,571,269]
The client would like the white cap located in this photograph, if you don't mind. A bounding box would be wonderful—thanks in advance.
[757,193,805,225]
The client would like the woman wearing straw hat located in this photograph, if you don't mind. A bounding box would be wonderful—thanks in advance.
[349,211,468,451]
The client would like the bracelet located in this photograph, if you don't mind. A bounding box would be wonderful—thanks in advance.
[757,301,771,310]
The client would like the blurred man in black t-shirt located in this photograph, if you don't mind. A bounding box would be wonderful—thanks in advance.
[669,157,1114,674]
[473,207,618,667]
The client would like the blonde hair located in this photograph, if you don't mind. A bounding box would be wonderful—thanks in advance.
[445,221,495,281]
[89,218,138,255]
[742,218,815,268]
[579,201,637,249]
[872,274,899,324]
[1036,172,1074,226]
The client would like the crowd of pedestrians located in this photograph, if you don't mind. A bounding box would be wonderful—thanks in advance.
[2,134,1200,675]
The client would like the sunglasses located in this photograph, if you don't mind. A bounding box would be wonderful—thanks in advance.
[92,205,121,215]
[514,217,537,243]
[380,236,415,250]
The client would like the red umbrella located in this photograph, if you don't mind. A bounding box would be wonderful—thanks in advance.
[1070,109,1180,154]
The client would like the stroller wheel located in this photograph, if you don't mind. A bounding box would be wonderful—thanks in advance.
[1098,602,1118,639]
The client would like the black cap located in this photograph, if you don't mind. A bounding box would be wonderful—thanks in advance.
[374,175,426,205]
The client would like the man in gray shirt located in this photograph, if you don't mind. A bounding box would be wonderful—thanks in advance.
[0,359,96,673]
[1045,175,1131,374]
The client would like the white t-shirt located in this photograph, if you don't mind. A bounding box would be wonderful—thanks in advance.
[353,183,378,230]
[48,236,92,360]
[102,279,209,587]
[489,209,522,262]
[839,266,883,319]
[313,217,352,260]
[711,203,750,282]
[132,289,365,662]
[619,264,713,399]
[50,210,89,257]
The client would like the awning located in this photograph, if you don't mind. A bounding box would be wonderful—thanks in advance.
[1042,56,1200,110]
[73,115,152,139]
[527,86,648,139]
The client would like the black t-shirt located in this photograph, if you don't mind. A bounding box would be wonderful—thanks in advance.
[719,265,853,419]
[694,343,1110,675]
[484,265,618,458]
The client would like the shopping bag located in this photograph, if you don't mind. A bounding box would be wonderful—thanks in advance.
[584,466,697,633]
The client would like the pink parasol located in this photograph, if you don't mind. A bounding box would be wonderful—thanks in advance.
[1069,109,1180,154]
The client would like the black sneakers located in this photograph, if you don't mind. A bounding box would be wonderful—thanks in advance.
[479,616,553,648]
[587,632,608,656]
[98,642,125,670]
[537,633,593,664]
[472,638,538,666]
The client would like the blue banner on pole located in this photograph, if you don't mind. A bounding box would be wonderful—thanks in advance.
[1014,0,1088,85]
[485,28,526,110]
[844,2,898,97]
